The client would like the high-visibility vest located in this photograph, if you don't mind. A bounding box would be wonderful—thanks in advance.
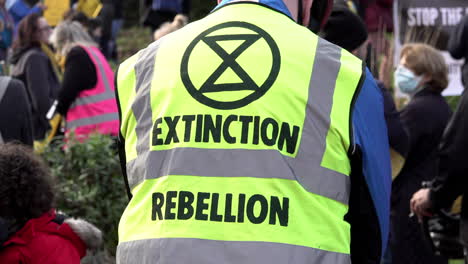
[66,45,119,138]
[116,2,363,264]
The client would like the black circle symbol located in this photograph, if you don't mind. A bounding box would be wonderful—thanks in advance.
[181,21,281,110]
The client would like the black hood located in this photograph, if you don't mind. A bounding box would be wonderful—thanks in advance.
[10,47,30,65]
[10,46,39,65]
[10,46,43,78]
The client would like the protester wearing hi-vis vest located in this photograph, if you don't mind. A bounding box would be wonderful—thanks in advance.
[50,21,119,139]
[115,0,391,263]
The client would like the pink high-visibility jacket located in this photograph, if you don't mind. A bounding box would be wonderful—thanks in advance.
[66,45,119,138]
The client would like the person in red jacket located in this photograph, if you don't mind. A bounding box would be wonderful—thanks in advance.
[0,143,102,263]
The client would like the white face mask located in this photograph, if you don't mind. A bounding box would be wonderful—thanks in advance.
[394,65,423,95]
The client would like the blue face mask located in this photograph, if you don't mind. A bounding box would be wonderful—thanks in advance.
[394,65,423,95]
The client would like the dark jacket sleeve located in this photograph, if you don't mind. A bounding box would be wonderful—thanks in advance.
[378,82,408,156]
[399,99,425,153]
[430,89,468,209]
[0,78,33,146]
[24,53,54,121]
[56,46,97,116]
[15,79,33,146]
[448,15,468,60]
[400,98,439,160]
[347,69,391,263]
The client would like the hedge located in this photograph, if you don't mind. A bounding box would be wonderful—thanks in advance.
[42,134,127,261]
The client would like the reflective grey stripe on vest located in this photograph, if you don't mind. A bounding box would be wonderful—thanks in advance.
[125,38,350,204]
[287,38,349,203]
[67,112,119,129]
[0,77,11,144]
[71,47,114,108]
[131,41,160,159]
[117,238,350,264]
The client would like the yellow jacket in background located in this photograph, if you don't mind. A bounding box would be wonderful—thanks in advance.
[76,0,102,18]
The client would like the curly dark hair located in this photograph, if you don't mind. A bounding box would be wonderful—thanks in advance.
[11,13,42,52]
[0,143,55,223]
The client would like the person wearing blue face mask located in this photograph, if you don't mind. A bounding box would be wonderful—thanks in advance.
[391,43,452,264]
[395,64,424,95]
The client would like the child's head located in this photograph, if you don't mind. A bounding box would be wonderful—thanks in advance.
[0,144,55,224]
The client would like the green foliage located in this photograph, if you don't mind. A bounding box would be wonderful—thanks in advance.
[117,26,153,62]
[190,0,217,21]
[117,1,217,62]
[41,134,127,257]
[446,96,461,112]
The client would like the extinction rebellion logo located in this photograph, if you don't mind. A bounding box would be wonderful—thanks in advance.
[180,21,281,110]
[153,22,300,155]
[150,24,292,227]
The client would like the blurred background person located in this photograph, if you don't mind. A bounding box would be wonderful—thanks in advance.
[153,13,187,41]
[391,43,451,264]
[10,13,60,142]
[8,0,45,29]
[322,5,409,179]
[110,0,122,61]
[0,77,32,146]
[5,0,14,10]
[411,14,468,264]
[70,0,114,58]
[0,0,13,64]
[97,0,113,58]
[322,6,368,58]
[0,143,102,263]
[64,10,103,45]
[50,21,119,139]
[323,9,408,263]
[143,0,190,32]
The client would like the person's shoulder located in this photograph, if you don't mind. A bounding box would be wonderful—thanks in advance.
[25,47,49,62]
[25,221,84,261]
[2,77,25,96]
[403,91,449,120]
[0,244,25,263]
[356,68,383,103]
[7,77,24,89]
[352,68,386,137]
[412,90,446,109]
[26,232,82,262]
[66,46,89,62]
[68,46,88,56]
[402,96,427,115]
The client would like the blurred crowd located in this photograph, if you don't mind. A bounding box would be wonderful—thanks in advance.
[0,0,123,150]
[0,0,191,149]
[325,1,468,264]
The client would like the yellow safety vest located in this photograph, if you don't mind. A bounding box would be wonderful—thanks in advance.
[116,3,363,264]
